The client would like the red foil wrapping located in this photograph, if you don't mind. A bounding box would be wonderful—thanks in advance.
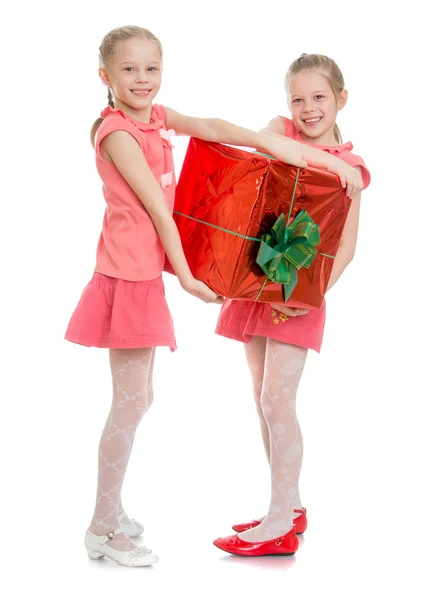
[168,138,351,309]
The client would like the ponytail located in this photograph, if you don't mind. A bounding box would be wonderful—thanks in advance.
[90,117,103,147]
[333,123,342,144]
[90,88,115,147]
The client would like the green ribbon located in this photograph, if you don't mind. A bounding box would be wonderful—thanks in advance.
[174,166,335,301]
[256,211,320,301]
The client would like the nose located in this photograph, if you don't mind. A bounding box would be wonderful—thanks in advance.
[135,70,149,83]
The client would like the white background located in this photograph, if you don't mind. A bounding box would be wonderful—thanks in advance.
[2,0,425,598]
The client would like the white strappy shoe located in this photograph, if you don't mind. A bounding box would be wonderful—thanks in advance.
[84,528,159,567]
[118,511,144,538]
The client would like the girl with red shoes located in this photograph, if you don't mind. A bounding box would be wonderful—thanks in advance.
[213,54,371,557]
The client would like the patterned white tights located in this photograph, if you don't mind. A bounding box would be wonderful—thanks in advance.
[240,337,307,542]
[89,348,155,551]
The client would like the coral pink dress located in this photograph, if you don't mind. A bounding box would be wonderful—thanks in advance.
[215,118,371,352]
[65,105,177,350]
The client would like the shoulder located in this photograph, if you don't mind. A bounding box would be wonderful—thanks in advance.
[261,116,285,134]
[96,109,146,158]
[261,116,298,139]
[151,103,166,125]
[279,117,298,139]
[97,109,140,140]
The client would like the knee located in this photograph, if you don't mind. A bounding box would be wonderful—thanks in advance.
[255,399,266,422]
[137,386,154,418]
[141,396,154,416]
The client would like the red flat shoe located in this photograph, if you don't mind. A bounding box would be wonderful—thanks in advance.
[232,508,307,535]
[213,527,298,557]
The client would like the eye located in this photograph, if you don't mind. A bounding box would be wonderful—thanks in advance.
[292,98,302,104]
[147,67,157,72]
[124,67,135,72]
[315,95,325,100]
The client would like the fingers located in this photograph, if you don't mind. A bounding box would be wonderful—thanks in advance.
[345,170,363,199]
[271,303,287,312]
[271,303,310,317]
[291,308,309,316]
[271,304,297,316]
[347,178,362,199]
[205,293,222,304]
[202,291,224,304]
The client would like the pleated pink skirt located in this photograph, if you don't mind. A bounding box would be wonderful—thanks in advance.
[65,272,176,350]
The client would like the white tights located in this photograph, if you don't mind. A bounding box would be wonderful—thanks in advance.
[89,348,155,551]
[240,337,307,542]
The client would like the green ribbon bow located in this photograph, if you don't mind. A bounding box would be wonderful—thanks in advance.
[256,211,320,301]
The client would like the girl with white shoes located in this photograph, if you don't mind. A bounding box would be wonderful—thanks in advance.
[65,26,332,567]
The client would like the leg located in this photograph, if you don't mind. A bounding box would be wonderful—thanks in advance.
[244,336,269,462]
[240,338,307,542]
[118,349,156,524]
[90,347,155,550]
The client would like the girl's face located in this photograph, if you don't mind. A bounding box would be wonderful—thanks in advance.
[288,70,347,143]
[100,38,162,114]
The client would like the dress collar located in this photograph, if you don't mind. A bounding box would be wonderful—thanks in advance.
[100,105,164,131]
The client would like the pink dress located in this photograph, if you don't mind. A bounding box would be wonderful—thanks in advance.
[215,118,371,352]
[65,105,177,350]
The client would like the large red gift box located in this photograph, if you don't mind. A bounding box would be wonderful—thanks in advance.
[168,138,351,309]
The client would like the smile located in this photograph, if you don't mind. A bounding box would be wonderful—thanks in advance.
[131,89,152,97]
[303,117,322,124]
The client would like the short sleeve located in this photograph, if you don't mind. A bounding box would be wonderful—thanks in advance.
[152,104,166,125]
[95,115,147,161]
[339,151,371,191]
[280,117,298,140]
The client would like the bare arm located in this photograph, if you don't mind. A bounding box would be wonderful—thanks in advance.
[101,131,220,303]
[261,117,363,199]
[164,107,308,167]
[326,191,361,291]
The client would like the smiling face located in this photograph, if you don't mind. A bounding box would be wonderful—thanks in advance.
[288,70,347,145]
[99,37,162,120]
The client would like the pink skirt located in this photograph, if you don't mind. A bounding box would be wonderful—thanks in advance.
[65,272,176,350]
[215,299,326,353]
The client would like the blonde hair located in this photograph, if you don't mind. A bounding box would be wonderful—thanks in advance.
[285,53,345,144]
[90,26,163,146]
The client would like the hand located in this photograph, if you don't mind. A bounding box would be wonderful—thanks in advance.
[333,162,363,199]
[261,134,308,168]
[183,278,224,304]
[271,303,310,317]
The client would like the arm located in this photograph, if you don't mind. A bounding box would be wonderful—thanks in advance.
[164,107,308,168]
[101,131,221,303]
[261,118,363,199]
[326,191,361,291]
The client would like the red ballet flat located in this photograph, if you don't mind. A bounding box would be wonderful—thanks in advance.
[232,507,307,535]
[213,527,298,557]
